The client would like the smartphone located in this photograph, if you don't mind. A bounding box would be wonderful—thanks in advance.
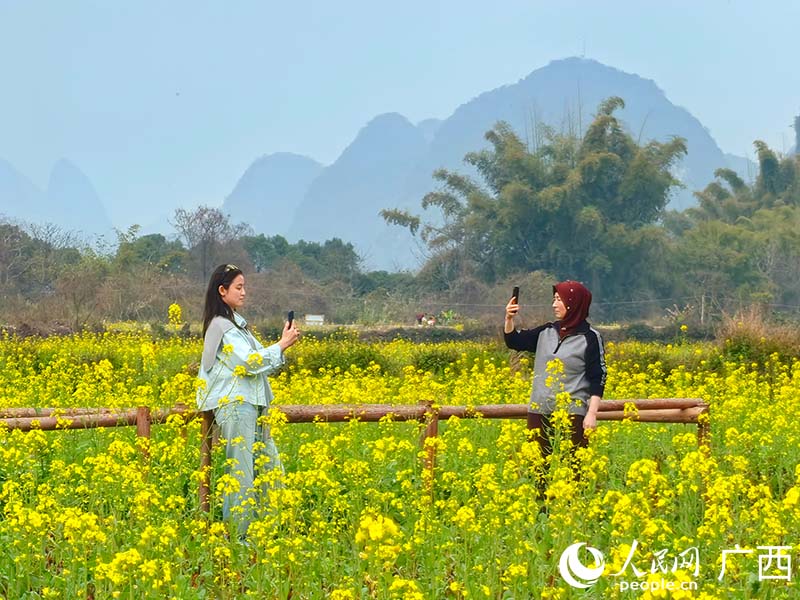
[287,310,294,327]
[512,286,520,304]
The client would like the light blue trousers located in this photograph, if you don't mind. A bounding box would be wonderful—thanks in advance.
[213,401,283,536]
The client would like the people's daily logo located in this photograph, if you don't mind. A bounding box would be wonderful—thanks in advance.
[558,542,605,589]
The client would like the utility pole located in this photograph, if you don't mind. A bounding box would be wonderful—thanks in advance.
[794,113,800,155]
[700,293,705,326]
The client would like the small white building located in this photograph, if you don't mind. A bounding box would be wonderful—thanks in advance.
[304,314,325,326]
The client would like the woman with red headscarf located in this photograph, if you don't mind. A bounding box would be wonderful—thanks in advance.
[504,280,606,461]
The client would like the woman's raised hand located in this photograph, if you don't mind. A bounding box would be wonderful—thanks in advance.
[504,297,519,334]
[505,297,519,320]
[278,320,300,351]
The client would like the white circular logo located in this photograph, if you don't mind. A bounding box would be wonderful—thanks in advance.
[558,542,605,589]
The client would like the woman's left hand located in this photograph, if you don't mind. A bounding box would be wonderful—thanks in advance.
[583,395,602,433]
[278,320,300,351]
[583,412,597,432]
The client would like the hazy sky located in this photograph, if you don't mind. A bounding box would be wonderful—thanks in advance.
[1,0,797,228]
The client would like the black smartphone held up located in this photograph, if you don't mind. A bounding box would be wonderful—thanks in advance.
[287,310,294,327]
[512,286,520,304]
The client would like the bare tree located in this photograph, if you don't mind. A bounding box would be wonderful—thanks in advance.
[27,222,79,292]
[171,206,243,280]
[28,221,78,248]
[54,253,109,329]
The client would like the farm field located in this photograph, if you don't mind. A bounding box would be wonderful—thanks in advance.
[0,331,798,599]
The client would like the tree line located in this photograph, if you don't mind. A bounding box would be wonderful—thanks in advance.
[0,212,412,330]
[1,97,798,331]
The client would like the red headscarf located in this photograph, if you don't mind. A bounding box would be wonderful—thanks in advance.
[553,280,592,338]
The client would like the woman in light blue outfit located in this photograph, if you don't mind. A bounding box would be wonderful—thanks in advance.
[196,264,299,536]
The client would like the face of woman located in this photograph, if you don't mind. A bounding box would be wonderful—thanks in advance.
[219,274,246,310]
[552,292,567,320]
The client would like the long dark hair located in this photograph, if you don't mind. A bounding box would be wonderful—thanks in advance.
[202,264,244,336]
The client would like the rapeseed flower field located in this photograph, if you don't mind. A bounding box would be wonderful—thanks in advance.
[0,331,798,598]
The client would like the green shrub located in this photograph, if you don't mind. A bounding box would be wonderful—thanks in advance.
[298,339,389,373]
[412,347,460,374]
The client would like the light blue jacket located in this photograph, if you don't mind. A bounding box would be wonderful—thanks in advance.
[196,313,285,411]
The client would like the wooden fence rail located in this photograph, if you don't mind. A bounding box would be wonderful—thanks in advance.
[0,398,710,512]
[0,406,190,433]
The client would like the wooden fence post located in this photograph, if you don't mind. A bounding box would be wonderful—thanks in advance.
[199,411,214,513]
[697,406,711,451]
[419,401,439,491]
[136,406,151,458]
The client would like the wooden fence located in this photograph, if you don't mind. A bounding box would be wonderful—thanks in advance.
[0,398,710,512]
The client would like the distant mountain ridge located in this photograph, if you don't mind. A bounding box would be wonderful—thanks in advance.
[0,158,112,238]
[229,57,756,270]
[286,113,430,267]
[223,152,322,235]
[423,57,725,205]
